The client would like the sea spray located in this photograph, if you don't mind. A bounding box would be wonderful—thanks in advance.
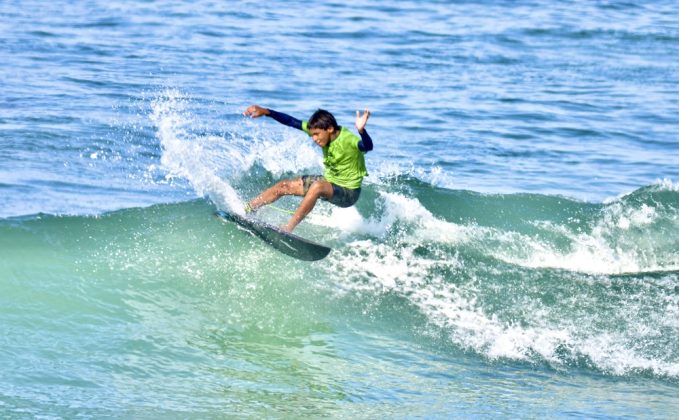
[149,91,327,213]
[150,90,243,212]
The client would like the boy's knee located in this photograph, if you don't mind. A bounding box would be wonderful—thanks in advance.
[307,180,331,198]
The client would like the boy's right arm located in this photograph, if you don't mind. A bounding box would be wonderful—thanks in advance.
[243,105,303,131]
[267,109,303,130]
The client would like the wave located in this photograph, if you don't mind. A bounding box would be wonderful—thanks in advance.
[3,175,678,380]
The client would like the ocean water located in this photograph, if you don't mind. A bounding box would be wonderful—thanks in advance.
[1,0,678,417]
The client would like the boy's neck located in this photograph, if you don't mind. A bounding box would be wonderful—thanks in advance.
[330,126,341,142]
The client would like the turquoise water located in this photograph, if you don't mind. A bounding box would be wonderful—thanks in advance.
[1,0,678,418]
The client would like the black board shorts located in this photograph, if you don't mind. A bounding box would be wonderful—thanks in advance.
[301,175,361,208]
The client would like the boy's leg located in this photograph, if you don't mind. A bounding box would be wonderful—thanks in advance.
[282,179,333,232]
[249,178,304,211]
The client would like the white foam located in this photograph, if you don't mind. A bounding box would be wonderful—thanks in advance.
[328,233,679,377]
[485,197,679,275]
[321,189,679,378]
[326,237,575,365]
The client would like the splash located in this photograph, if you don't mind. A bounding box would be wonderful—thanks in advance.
[149,90,244,212]
[149,90,326,213]
[654,178,679,192]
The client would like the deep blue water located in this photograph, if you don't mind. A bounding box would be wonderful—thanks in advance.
[1,0,678,417]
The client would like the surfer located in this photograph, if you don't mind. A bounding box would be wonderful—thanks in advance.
[242,105,373,233]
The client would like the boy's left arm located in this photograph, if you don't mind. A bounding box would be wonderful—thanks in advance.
[358,129,373,152]
[356,109,373,152]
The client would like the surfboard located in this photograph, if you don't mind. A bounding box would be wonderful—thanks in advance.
[215,210,332,261]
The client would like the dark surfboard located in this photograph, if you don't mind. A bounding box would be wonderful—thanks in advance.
[215,210,331,261]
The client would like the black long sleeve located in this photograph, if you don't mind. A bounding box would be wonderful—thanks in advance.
[267,109,303,131]
[358,129,373,152]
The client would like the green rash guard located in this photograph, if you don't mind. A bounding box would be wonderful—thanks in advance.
[302,121,368,190]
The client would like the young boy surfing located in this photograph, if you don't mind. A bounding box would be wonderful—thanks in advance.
[242,105,374,233]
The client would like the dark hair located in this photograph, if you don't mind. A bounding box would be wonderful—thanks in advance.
[307,109,339,131]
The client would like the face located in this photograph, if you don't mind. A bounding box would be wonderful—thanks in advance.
[309,127,334,147]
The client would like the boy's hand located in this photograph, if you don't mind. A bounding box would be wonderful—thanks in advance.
[243,105,270,118]
[355,109,370,133]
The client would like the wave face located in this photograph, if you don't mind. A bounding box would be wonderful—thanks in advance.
[2,179,677,385]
